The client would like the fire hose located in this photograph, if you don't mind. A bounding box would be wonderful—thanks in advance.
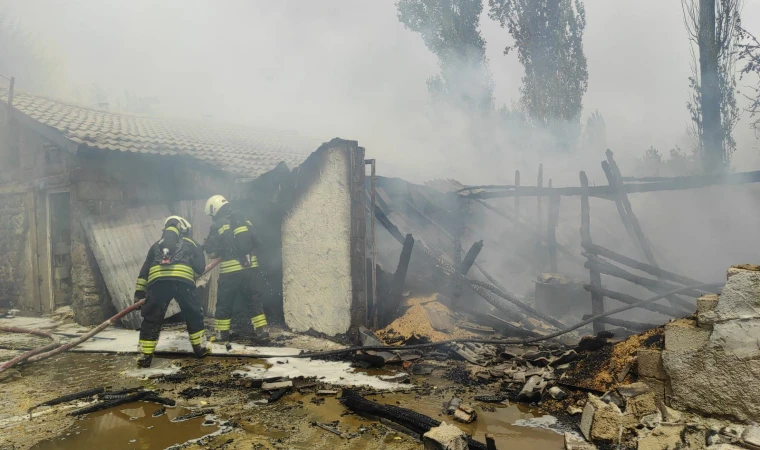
[0,258,221,373]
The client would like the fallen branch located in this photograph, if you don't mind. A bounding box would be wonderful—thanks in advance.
[28,387,106,417]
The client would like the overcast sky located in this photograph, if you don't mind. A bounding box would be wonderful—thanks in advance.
[4,0,760,182]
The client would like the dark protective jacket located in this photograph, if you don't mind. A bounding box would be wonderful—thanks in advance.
[134,234,205,298]
[203,209,259,276]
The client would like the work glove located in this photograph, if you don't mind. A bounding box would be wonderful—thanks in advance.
[133,291,146,309]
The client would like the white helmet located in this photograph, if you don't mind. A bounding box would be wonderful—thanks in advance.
[164,215,191,235]
[205,195,229,217]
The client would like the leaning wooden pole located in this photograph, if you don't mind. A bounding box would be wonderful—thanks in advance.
[580,171,605,334]
[606,150,659,269]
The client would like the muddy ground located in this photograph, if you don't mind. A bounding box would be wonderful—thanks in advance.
[0,349,567,450]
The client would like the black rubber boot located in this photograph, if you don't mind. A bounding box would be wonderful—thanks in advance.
[137,354,153,368]
[216,330,231,343]
[192,343,210,358]
[254,327,271,343]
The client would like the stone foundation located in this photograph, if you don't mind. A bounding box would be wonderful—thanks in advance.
[659,265,760,423]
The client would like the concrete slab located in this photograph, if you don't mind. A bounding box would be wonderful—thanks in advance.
[1,316,301,357]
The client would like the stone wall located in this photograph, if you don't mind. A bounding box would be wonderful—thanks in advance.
[281,140,357,336]
[658,265,760,423]
[0,193,34,311]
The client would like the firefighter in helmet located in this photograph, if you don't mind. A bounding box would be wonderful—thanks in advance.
[133,216,209,368]
[203,195,269,343]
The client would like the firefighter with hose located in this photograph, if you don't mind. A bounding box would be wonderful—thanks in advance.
[133,216,210,368]
[203,195,269,344]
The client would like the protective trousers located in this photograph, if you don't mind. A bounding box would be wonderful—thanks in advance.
[138,280,206,356]
[214,269,267,334]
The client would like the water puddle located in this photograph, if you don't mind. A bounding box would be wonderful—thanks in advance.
[30,401,220,450]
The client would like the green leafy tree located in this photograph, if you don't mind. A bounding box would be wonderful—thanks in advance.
[397,0,494,113]
[488,0,588,127]
[737,26,760,136]
[682,0,743,172]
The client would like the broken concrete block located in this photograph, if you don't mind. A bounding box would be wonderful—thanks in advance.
[262,380,293,390]
[453,407,476,424]
[564,432,597,449]
[513,372,526,383]
[517,375,544,403]
[697,294,720,326]
[618,383,658,420]
[637,349,668,381]
[637,376,672,404]
[549,386,568,400]
[580,394,624,443]
[422,422,468,450]
[567,405,583,415]
[713,267,760,322]
[664,319,711,352]
[741,425,760,450]
[637,425,686,450]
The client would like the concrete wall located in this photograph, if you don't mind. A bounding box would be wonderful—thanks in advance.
[282,139,364,336]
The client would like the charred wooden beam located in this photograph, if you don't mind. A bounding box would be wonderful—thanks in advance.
[582,242,708,287]
[462,169,760,199]
[459,240,484,275]
[584,256,700,311]
[581,171,605,334]
[371,203,547,333]
[583,284,684,317]
[605,150,660,269]
[580,315,658,332]
[602,160,639,250]
[384,233,415,328]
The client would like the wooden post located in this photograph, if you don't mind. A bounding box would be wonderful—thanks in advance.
[536,164,544,234]
[606,150,659,268]
[580,171,605,334]
[459,240,484,275]
[386,233,414,327]
[547,189,560,273]
[514,170,520,225]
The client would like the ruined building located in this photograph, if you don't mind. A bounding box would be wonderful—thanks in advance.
[0,90,368,337]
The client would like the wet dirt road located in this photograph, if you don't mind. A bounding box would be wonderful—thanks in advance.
[1,352,566,450]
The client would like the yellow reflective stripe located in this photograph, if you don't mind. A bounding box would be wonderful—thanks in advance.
[215,319,231,331]
[251,314,268,329]
[189,330,205,344]
[148,264,195,282]
[139,340,157,354]
[233,226,248,236]
[165,226,179,235]
[217,224,230,234]
[246,220,252,226]
[219,257,258,274]
[182,237,197,247]
[135,278,148,292]
[149,264,194,274]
